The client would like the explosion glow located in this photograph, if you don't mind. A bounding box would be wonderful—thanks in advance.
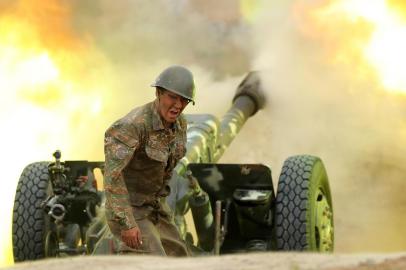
[305,0,406,93]
[0,1,111,266]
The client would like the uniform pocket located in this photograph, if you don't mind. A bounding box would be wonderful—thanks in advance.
[111,130,139,148]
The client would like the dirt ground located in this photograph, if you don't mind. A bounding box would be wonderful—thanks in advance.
[3,252,406,270]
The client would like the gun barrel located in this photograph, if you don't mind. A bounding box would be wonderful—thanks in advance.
[214,71,265,161]
[175,72,266,175]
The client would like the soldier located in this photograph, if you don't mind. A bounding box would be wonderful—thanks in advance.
[103,65,195,256]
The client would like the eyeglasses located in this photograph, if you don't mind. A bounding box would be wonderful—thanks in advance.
[165,92,191,105]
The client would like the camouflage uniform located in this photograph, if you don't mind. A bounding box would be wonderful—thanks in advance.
[103,99,188,256]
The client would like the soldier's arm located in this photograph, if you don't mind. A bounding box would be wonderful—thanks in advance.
[104,123,140,231]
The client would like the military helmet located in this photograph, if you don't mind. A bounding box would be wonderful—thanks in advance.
[151,65,196,104]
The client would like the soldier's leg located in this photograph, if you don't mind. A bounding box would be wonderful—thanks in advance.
[135,217,166,255]
[157,215,189,256]
[105,218,166,255]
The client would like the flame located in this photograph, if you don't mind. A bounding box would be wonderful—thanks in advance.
[296,0,406,94]
[0,1,112,266]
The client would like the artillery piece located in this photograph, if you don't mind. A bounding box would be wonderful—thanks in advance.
[12,72,334,261]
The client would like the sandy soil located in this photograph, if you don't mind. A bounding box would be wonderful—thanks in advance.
[3,252,406,270]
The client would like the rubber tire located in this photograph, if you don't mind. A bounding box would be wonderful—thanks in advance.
[12,162,51,261]
[274,155,333,251]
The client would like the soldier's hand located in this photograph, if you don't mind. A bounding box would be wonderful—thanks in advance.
[121,227,142,249]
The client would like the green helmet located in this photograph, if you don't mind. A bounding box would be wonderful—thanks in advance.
[151,65,196,104]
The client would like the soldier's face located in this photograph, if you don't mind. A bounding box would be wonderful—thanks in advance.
[157,90,189,124]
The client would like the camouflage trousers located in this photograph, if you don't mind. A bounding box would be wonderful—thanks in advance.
[94,200,189,256]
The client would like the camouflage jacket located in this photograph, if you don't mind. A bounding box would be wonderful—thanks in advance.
[104,100,187,230]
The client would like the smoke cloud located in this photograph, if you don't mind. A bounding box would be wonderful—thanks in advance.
[221,0,406,252]
[1,1,406,264]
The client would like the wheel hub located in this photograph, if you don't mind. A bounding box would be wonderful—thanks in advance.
[315,188,334,251]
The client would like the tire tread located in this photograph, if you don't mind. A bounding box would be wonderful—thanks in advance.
[12,162,50,261]
[275,155,317,250]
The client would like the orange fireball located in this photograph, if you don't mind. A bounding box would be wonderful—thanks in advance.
[296,0,406,93]
[0,1,111,266]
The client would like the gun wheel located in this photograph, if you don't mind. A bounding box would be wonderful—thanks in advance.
[274,155,334,251]
[12,162,52,261]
